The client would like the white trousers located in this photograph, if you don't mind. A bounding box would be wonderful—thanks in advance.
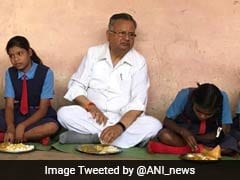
[57,105,162,148]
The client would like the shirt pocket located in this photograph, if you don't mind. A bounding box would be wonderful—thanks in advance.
[118,68,132,95]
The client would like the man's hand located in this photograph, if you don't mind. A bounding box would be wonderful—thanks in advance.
[74,96,108,125]
[88,105,108,125]
[100,124,123,144]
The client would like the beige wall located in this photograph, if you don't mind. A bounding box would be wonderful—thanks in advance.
[1,0,240,121]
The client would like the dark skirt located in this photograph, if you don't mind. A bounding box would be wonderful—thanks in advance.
[196,134,239,152]
[231,115,240,141]
[0,105,60,132]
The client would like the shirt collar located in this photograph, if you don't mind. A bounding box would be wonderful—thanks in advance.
[18,61,38,79]
[97,43,133,66]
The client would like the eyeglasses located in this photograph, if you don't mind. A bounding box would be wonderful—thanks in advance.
[109,30,136,38]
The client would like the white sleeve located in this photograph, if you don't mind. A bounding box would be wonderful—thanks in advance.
[64,50,93,101]
[120,60,149,115]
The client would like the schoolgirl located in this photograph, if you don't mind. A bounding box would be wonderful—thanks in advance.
[148,83,238,155]
[0,36,59,144]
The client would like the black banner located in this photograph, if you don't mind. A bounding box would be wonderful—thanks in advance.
[0,160,238,180]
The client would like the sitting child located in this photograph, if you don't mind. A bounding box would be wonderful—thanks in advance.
[148,83,239,155]
[0,36,59,145]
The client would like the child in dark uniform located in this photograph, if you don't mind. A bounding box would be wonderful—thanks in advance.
[148,83,239,155]
[231,95,240,149]
[0,36,59,144]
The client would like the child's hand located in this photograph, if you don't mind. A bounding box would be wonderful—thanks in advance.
[4,132,14,143]
[4,126,15,143]
[180,128,198,151]
[15,124,25,143]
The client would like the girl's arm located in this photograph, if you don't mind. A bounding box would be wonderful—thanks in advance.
[164,117,198,150]
[15,98,50,142]
[4,98,15,142]
[195,132,216,142]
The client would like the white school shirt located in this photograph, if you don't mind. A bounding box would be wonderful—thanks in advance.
[64,43,150,116]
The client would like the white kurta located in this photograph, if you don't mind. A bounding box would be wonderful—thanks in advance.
[57,43,162,148]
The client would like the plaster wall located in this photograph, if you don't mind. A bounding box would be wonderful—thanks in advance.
[1,0,240,121]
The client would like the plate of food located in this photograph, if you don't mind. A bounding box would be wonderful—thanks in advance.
[180,153,219,161]
[0,142,35,153]
[76,144,122,155]
[179,145,221,162]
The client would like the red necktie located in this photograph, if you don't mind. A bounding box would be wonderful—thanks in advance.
[20,74,28,115]
[198,120,206,134]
